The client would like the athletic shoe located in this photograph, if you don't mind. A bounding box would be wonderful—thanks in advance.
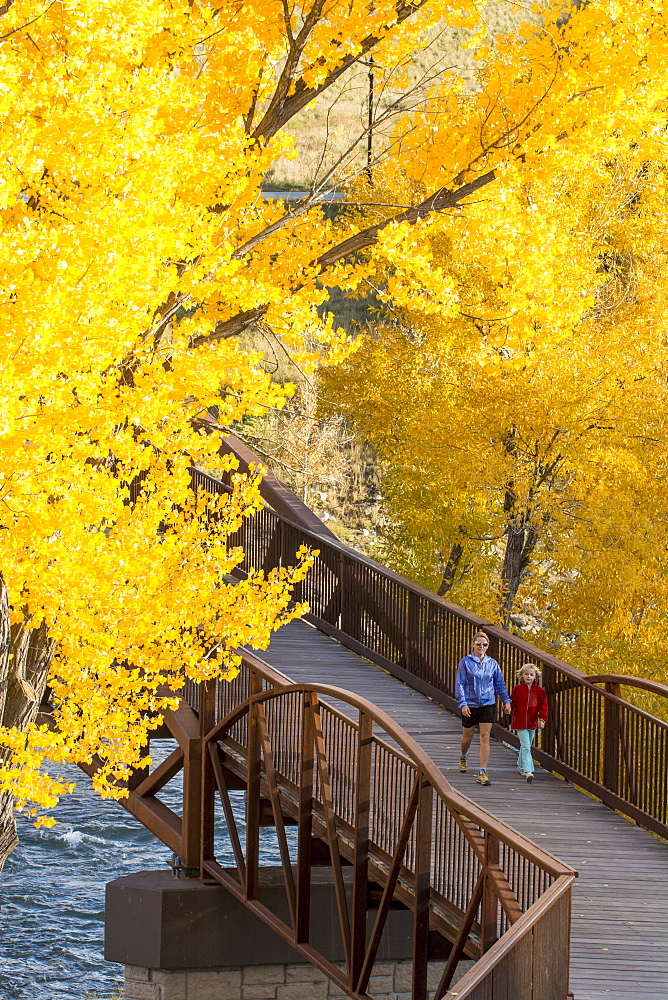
[476,771,491,786]
[525,773,533,783]
[517,768,526,776]
[459,756,468,773]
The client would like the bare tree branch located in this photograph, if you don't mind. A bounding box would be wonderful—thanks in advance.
[0,0,55,40]
[252,0,434,142]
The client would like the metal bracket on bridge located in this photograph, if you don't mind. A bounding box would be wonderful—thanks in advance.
[168,852,200,879]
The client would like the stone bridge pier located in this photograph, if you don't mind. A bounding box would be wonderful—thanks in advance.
[106,869,474,1000]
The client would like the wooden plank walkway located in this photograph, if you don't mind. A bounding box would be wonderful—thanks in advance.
[255,619,668,1000]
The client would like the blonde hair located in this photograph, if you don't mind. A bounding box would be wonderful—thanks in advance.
[517,662,542,683]
[473,631,489,643]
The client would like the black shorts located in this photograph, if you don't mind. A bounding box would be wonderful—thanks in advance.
[461,704,495,728]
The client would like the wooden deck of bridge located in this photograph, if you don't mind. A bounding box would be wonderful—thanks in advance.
[254,618,668,1000]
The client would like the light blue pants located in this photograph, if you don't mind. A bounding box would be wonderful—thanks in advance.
[517,729,536,774]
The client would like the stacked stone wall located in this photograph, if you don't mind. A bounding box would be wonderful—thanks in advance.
[124,958,475,1000]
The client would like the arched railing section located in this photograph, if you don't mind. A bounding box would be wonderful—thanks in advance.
[107,650,574,1000]
[190,464,668,841]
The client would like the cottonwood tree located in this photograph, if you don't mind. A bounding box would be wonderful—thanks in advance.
[1,0,668,865]
[327,154,668,683]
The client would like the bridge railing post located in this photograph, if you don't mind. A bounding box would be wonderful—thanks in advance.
[602,681,621,798]
[351,711,373,988]
[197,679,216,874]
[541,663,557,759]
[412,774,433,1000]
[296,690,315,943]
[245,671,263,901]
[405,591,419,674]
[481,832,500,953]
[341,556,361,639]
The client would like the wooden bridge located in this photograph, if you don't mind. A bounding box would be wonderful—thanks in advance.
[109,440,668,1000]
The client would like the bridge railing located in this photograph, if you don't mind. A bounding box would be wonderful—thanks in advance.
[190,464,668,841]
[135,650,575,1000]
[104,653,576,1000]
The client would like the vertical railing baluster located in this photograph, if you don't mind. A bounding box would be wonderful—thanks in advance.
[245,671,263,901]
[481,832,500,952]
[406,590,419,674]
[603,683,620,795]
[197,680,216,873]
[412,774,432,1000]
[351,712,373,989]
[296,692,315,943]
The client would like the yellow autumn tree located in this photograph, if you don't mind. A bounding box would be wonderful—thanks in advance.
[0,0,537,867]
[3,0,668,868]
[326,152,668,685]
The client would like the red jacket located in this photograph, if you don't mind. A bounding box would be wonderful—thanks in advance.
[510,683,548,731]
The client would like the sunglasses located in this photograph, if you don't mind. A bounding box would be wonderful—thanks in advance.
[474,641,489,647]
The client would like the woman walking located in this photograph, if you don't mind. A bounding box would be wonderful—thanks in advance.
[510,663,548,782]
[456,631,511,786]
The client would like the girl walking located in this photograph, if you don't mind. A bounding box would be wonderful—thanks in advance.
[510,663,548,782]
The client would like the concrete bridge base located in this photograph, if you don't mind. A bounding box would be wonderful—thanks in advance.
[122,957,475,1000]
[106,869,474,1000]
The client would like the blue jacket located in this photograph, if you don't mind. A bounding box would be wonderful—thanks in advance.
[455,653,510,708]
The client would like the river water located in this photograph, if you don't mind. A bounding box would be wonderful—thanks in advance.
[0,759,279,1000]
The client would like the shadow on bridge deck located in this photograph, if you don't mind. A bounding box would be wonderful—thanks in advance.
[254,618,668,1000]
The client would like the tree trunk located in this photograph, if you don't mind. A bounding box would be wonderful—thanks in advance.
[498,428,540,628]
[437,542,464,597]
[0,788,17,866]
[0,575,56,870]
[499,516,538,628]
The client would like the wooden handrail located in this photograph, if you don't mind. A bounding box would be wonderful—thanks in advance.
[220,431,340,541]
[441,873,576,999]
[587,674,668,698]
